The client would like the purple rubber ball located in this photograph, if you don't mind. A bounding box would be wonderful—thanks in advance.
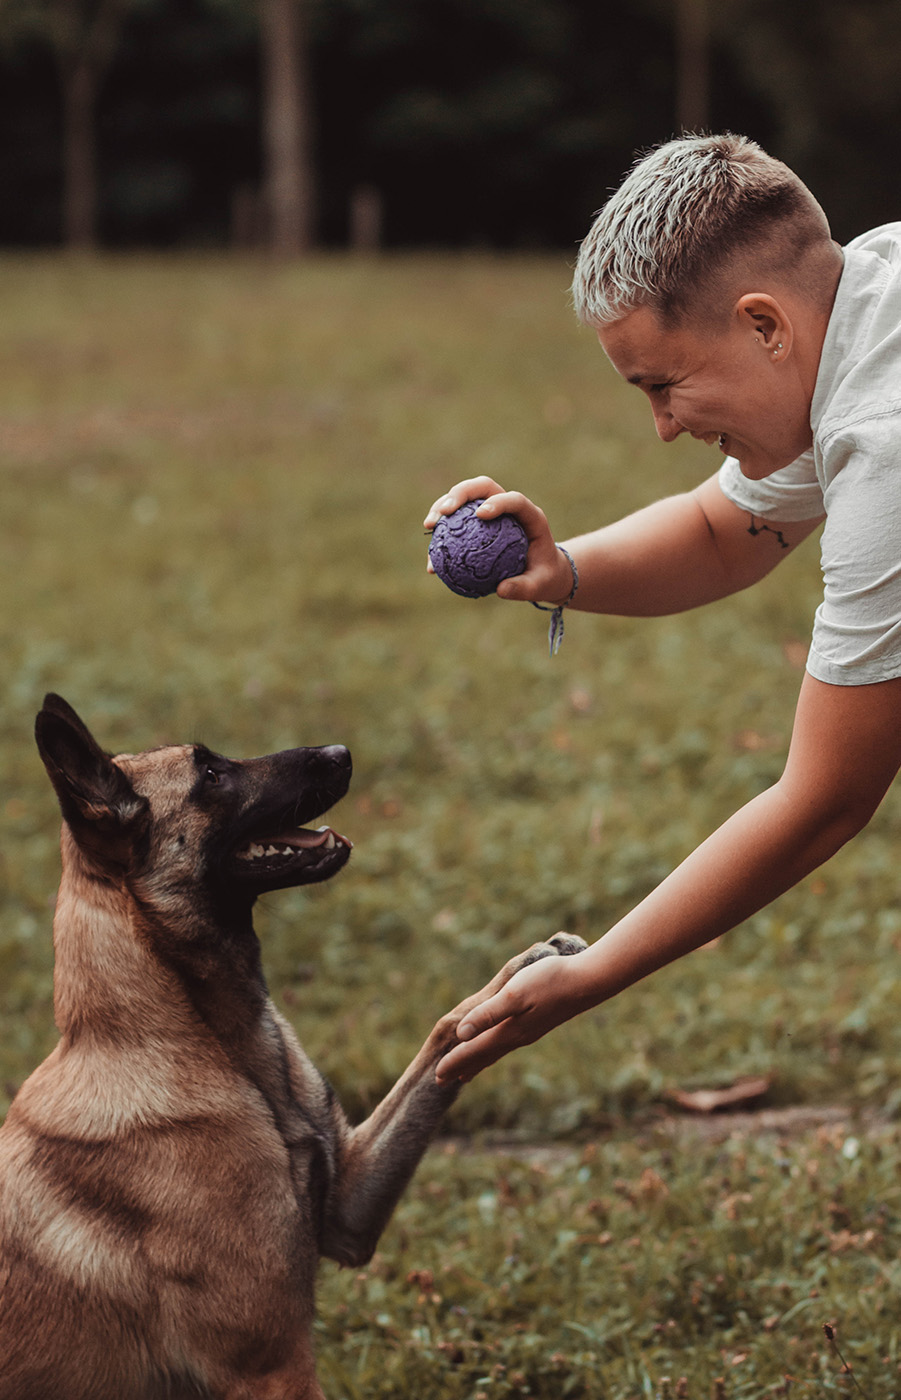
[429,498,529,598]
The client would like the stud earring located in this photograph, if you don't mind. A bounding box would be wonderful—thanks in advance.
[773,342,783,355]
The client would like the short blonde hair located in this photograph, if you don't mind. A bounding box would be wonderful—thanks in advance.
[572,133,834,328]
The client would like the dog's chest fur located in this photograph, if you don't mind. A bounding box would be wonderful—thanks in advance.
[0,859,338,1357]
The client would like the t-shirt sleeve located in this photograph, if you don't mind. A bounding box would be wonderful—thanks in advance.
[717,451,826,522]
[807,417,901,685]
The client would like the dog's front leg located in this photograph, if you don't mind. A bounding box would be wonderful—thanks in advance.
[319,933,586,1266]
[221,1340,326,1400]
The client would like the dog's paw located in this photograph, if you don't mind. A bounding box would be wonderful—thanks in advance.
[546,932,588,958]
[503,931,587,978]
[441,933,589,1037]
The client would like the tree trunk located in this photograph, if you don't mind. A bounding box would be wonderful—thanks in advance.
[62,58,98,249]
[53,0,128,251]
[260,0,315,254]
[675,0,710,134]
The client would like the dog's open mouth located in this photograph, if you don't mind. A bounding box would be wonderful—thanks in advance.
[231,824,353,885]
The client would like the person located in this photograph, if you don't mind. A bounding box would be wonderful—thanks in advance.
[423,132,901,1086]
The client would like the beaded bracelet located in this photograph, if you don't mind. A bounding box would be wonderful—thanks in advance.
[531,545,580,656]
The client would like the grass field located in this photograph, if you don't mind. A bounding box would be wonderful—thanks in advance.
[1,253,900,1395]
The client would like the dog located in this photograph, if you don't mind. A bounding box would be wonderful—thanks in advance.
[0,694,585,1400]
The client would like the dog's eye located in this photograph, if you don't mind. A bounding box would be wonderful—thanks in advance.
[204,766,221,786]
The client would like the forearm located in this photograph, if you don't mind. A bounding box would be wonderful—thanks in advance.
[560,478,816,617]
[573,779,861,1008]
[559,493,717,616]
[436,781,852,1082]
[576,671,901,1005]
[437,674,901,1083]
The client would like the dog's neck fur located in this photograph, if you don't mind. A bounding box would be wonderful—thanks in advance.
[53,826,261,1038]
[40,826,297,1140]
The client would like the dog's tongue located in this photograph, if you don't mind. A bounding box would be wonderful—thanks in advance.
[275,825,350,849]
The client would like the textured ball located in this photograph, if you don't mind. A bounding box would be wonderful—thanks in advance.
[429,499,529,598]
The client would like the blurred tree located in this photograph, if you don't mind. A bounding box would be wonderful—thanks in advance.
[259,0,315,252]
[0,0,899,249]
[104,0,259,246]
[211,0,315,251]
[2,0,131,248]
[313,0,676,247]
[712,0,901,240]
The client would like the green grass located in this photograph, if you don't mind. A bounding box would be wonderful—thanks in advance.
[1,252,900,1393]
[316,1125,901,1398]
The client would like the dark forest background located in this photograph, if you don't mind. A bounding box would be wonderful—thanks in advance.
[1,0,900,252]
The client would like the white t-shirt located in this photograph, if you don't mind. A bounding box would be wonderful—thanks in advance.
[718,224,901,686]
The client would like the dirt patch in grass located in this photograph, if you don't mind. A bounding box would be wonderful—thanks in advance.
[442,1102,894,1165]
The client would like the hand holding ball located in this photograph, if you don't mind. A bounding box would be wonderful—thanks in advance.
[428,499,529,598]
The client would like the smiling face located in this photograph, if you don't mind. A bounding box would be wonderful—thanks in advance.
[597,301,817,480]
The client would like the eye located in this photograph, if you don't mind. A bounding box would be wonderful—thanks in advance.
[193,748,231,791]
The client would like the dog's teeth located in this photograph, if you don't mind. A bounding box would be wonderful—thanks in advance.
[238,831,344,864]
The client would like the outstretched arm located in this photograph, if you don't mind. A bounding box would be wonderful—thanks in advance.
[425,472,823,616]
[436,671,901,1083]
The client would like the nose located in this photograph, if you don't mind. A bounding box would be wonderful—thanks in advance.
[306,744,352,805]
[317,744,352,778]
[652,405,683,443]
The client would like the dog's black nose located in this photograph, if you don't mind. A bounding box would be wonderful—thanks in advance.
[318,745,352,776]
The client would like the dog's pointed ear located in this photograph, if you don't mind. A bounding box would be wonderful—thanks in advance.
[35,694,149,841]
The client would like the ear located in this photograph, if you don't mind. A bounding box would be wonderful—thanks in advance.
[735,293,792,361]
[35,694,149,846]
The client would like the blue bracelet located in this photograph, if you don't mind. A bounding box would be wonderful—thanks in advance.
[532,545,579,656]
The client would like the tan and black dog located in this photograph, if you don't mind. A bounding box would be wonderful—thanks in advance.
[0,694,585,1400]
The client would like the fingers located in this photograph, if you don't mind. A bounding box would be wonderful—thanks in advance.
[456,989,510,1041]
[435,1018,518,1085]
[432,985,520,1084]
[436,1045,494,1085]
[434,946,587,1084]
[496,522,573,603]
[423,477,507,530]
[474,491,546,538]
[424,483,572,603]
